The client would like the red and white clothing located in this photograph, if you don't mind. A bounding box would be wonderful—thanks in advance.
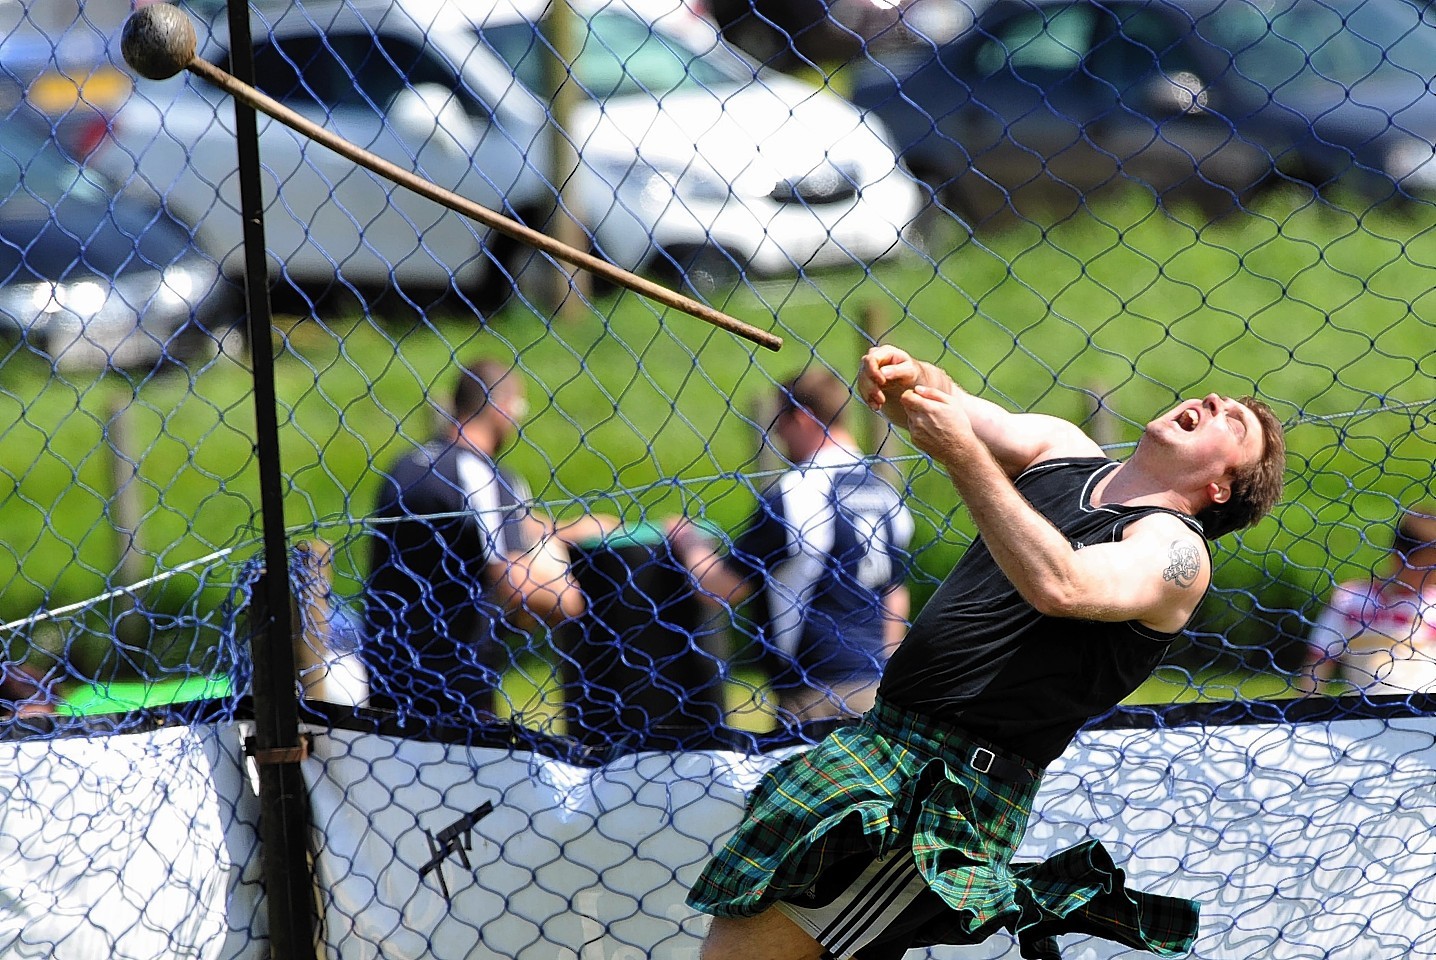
[1308,578,1436,695]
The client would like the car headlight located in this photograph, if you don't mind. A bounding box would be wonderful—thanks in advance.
[1385,139,1436,191]
[769,160,861,205]
[157,263,214,307]
[24,279,109,318]
[0,264,216,339]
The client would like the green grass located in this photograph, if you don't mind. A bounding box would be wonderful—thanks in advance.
[1125,665,1299,705]
[4,190,1436,700]
[496,660,1304,737]
[45,659,1291,723]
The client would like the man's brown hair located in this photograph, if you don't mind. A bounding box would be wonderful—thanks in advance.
[1196,396,1286,540]
[453,358,518,422]
[778,367,851,428]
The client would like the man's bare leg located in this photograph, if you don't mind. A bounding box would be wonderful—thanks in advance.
[699,908,826,960]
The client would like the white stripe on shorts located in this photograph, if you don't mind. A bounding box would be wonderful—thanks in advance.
[772,847,927,959]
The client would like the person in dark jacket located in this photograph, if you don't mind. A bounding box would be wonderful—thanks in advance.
[363,358,584,725]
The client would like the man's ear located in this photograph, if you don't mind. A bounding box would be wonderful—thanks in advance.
[1207,480,1231,505]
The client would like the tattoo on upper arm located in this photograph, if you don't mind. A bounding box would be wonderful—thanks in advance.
[1162,540,1201,589]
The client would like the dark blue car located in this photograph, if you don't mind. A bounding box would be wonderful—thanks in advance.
[850,0,1436,224]
[0,115,240,373]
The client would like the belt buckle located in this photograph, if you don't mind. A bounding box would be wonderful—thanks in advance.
[970,747,995,774]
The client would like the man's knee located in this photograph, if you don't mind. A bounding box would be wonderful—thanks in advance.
[699,909,826,960]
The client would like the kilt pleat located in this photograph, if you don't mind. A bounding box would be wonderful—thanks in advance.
[688,699,1198,959]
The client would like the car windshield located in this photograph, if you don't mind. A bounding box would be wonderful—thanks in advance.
[479,10,743,99]
[0,124,105,205]
[1202,0,1436,89]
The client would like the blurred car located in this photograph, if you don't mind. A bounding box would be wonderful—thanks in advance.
[849,0,1436,223]
[710,0,980,68]
[93,0,922,305]
[0,115,237,373]
[0,32,131,161]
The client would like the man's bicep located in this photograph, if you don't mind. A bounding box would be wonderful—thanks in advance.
[1075,525,1209,626]
[965,400,1104,475]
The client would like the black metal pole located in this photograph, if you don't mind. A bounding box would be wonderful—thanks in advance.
[224,0,316,955]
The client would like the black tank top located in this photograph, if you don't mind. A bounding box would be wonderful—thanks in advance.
[879,458,1207,766]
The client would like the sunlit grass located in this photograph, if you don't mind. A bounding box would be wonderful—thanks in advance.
[495,656,1306,732]
[6,190,1435,701]
[1125,665,1299,706]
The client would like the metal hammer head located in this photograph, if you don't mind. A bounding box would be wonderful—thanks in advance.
[122,4,198,81]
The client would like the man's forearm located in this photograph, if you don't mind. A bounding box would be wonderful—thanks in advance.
[1295,648,1337,695]
[874,364,1053,476]
[884,368,1076,600]
[498,540,586,626]
[940,434,1079,613]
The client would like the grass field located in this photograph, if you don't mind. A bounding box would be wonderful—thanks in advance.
[55,675,233,716]
[504,660,1303,732]
[49,661,1298,724]
[5,190,1435,695]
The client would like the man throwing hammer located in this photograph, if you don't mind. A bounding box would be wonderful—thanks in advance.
[688,344,1286,960]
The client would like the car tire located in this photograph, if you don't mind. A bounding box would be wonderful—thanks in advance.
[470,231,522,316]
[653,244,743,298]
[469,206,549,317]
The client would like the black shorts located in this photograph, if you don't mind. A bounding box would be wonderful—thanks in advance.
[773,845,946,960]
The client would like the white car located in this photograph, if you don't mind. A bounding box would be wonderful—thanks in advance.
[94,0,922,304]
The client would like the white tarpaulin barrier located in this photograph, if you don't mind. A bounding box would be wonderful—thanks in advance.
[0,722,263,960]
[3,715,1434,959]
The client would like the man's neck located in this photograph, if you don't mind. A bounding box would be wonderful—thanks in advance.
[1095,459,1196,515]
[820,427,858,454]
[797,430,857,465]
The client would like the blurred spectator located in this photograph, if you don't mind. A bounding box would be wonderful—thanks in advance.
[557,522,734,753]
[1301,504,1436,696]
[363,359,585,725]
[292,539,369,707]
[0,659,57,720]
[671,368,914,726]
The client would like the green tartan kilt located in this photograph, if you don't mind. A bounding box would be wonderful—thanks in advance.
[687,698,1199,959]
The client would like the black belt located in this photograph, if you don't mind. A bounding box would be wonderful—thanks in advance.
[865,697,1041,785]
[966,744,1038,785]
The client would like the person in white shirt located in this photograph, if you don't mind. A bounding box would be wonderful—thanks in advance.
[1302,505,1436,696]
[673,367,914,725]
